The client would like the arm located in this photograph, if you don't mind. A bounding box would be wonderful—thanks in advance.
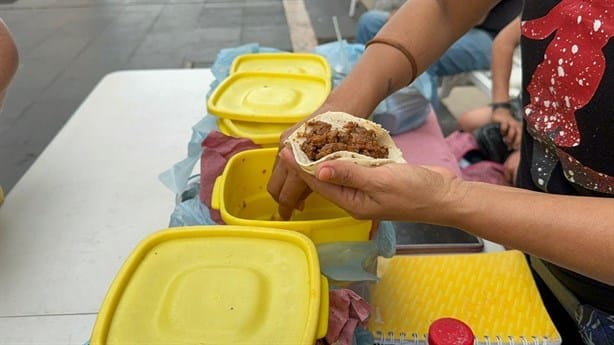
[278,150,614,285]
[490,16,522,149]
[0,19,18,110]
[268,0,500,219]
[324,0,498,118]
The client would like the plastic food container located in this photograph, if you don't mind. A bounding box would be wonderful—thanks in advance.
[211,148,372,244]
[230,53,331,80]
[207,71,330,123]
[217,117,291,147]
[90,226,329,345]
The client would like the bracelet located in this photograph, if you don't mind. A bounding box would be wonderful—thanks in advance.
[489,102,512,111]
[366,37,418,84]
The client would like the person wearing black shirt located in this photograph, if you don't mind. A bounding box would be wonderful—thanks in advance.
[268,1,614,343]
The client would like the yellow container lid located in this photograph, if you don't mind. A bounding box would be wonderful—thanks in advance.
[230,53,331,80]
[207,71,331,123]
[90,226,328,345]
[217,117,291,147]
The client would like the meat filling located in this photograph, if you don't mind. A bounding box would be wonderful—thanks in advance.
[299,120,389,161]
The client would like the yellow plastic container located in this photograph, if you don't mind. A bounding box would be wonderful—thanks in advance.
[207,71,330,123]
[217,117,291,147]
[230,53,331,80]
[90,226,329,345]
[211,148,372,244]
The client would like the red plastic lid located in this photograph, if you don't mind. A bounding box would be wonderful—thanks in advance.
[427,318,474,345]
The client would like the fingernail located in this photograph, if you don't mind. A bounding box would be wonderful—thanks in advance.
[318,166,334,180]
[296,200,305,211]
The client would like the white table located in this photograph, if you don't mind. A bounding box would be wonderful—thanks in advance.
[0,68,502,344]
[0,69,213,344]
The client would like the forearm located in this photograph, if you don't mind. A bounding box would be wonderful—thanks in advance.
[380,0,496,74]
[444,181,614,284]
[316,0,498,119]
[491,17,520,103]
[490,43,514,103]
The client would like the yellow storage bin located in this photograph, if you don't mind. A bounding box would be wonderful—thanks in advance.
[90,226,329,345]
[207,71,330,124]
[210,147,372,244]
[230,53,331,80]
[217,117,292,147]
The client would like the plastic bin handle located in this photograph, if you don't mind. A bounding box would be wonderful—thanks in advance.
[210,176,222,210]
[316,275,329,339]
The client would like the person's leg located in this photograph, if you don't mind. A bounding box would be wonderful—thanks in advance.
[428,28,494,77]
[354,10,389,44]
[457,105,492,132]
[423,28,494,109]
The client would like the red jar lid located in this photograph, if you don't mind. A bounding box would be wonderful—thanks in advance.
[428,317,474,345]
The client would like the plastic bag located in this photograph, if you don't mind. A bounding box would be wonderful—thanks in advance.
[316,221,396,283]
[371,85,431,135]
[169,198,216,227]
[168,175,217,226]
[158,115,218,194]
[314,40,365,87]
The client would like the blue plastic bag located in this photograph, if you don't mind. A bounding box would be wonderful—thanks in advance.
[314,40,365,87]
[316,221,396,282]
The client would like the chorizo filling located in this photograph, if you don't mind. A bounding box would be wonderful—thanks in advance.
[298,120,389,161]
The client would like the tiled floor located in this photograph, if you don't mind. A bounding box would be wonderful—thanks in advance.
[0,0,481,195]
[0,0,294,194]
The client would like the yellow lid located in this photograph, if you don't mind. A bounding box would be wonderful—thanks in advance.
[207,71,330,123]
[91,226,328,345]
[217,118,291,147]
[230,53,331,80]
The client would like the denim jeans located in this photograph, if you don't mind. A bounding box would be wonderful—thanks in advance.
[354,10,494,109]
[576,304,614,345]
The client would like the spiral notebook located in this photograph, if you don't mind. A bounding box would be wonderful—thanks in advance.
[368,250,561,345]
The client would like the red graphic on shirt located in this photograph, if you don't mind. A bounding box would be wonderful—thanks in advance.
[522,1,614,147]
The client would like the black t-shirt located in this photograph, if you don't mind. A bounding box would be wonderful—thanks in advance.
[517,0,614,313]
[476,0,524,36]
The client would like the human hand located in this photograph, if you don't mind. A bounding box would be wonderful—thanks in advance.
[491,108,522,150]
[267,123,313,220]
[277,147,461,222]
[503,150,520,186]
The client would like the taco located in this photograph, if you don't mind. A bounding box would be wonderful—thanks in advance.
[285,111,406,174]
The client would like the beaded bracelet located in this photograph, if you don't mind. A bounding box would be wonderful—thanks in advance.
[366,37,418,84]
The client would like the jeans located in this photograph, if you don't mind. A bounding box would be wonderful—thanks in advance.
[354,10,494,109]
[355,10,389,45]
[577,304,614,345]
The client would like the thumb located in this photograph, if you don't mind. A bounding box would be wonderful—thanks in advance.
[315,160,372,189]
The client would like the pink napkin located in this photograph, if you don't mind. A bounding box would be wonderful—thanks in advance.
[199,131,259,223]
[445,130,508,186]
[317,289,371,345]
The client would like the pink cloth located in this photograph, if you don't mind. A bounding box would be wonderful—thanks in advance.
[444,130,509,186]
[392,111,462,177]
[317,289,370,345]
[199,131,259,223]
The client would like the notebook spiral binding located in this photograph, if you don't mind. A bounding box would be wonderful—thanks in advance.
[372,331,553,345]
